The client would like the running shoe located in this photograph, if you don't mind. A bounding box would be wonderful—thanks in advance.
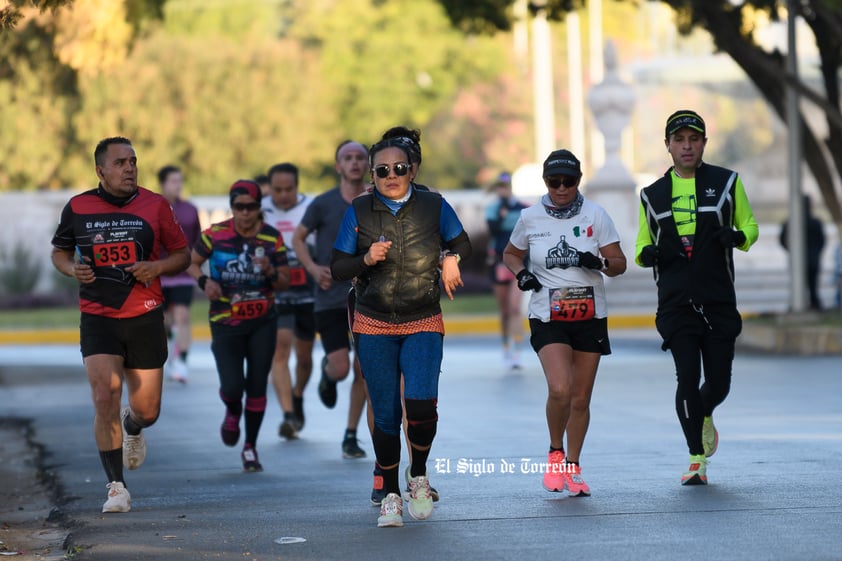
[242,445,263,472]
[542,450,566,492]
[371,465,386,506]
[681,454,708,485]
[102,481,131,513]
[406,474,434,520]
[170,358,188,384]
[565,462,591,497]
[342,435,366,459]
[278,413,298,440]
[317,356,337,409]
[377,493,403,528]
[121,407,146,470]
[702,415,719,457]
[403,465,440,502]
[221,410,240,447]
[292,394,305,431]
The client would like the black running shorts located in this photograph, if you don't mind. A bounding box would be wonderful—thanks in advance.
[80,307,168,369]
[529,317,611,355]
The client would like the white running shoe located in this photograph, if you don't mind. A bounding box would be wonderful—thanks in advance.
[102,481,131,513]
[121,407,147,470]
[406,474,433,520]
[377,493,403,527]
[170,358,188,384]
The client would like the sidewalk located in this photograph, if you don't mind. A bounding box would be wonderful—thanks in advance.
[0,313,657,345]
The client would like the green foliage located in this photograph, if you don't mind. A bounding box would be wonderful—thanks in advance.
[55,0,509,193]
[436,0,585,33]
[0,243,42,295]
[0,0,74,30]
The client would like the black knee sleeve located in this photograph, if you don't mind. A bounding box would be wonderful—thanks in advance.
[405,398,438,448]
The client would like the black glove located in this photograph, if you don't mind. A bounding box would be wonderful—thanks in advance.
[639,245,659,267]
[516,269,542,292]
[717,227,746,248]
[576,251,604,270]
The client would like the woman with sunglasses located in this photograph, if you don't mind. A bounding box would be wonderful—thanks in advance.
[188,180,290,472]
[502,149,627,496]
[331,137,471,527]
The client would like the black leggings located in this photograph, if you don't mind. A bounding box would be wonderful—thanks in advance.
[210,317,276,405]
[668,332,735,456]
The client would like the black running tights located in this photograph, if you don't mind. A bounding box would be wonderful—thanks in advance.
[668,332,735,456]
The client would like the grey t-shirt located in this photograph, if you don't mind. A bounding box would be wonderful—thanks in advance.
[300,186,353,312]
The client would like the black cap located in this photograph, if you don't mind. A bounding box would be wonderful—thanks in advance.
[665,110,706,138]
[542,149,581,177]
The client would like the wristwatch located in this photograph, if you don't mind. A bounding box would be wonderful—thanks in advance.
[445,252,461,264]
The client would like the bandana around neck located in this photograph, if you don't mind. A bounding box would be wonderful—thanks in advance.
[542,192,583,220]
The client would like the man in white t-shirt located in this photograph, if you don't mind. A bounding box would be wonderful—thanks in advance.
[262,163,316,439]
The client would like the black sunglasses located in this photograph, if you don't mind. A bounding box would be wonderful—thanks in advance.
[546,176,578,189]
[232,202,261,212]
[373,163,411,179]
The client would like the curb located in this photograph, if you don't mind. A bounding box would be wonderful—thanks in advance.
[0,314,656,345]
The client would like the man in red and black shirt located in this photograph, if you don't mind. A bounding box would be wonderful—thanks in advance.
[51,136,190,514]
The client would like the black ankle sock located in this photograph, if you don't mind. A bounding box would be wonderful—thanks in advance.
[344,429,357,441]
[179,350,188,362]
[123,410,142,436]
[549,446,565,453]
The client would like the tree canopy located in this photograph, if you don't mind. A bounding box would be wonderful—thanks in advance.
[437,0,842,229]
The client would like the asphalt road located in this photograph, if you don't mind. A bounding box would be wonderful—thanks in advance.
[1,332,840,561]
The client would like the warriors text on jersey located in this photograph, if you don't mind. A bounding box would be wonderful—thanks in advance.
[52,186,188,318]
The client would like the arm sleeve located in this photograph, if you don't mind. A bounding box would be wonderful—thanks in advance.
[733,177,758,252]
[330,249,368,281]
[634,202,654,266]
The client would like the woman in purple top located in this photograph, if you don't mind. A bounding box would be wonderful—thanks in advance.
[158,165,202,383]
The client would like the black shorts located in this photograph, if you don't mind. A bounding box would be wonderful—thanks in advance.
[80,307,168,369]
[529,317,611,355]
[275,301,316,341]
[162,285,195,308]
[314,308,352,354]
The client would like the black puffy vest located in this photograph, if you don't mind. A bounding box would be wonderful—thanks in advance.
[352,190,443,323]
[641,163,740,310]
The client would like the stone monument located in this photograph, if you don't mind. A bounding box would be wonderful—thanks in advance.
[585,39,638,256]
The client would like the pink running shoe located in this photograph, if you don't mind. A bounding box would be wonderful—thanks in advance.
[221,411,240,447]
[565,462,591,497]
[542,450,566,492]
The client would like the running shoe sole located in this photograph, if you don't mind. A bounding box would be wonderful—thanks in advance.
[681,474,708,485]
